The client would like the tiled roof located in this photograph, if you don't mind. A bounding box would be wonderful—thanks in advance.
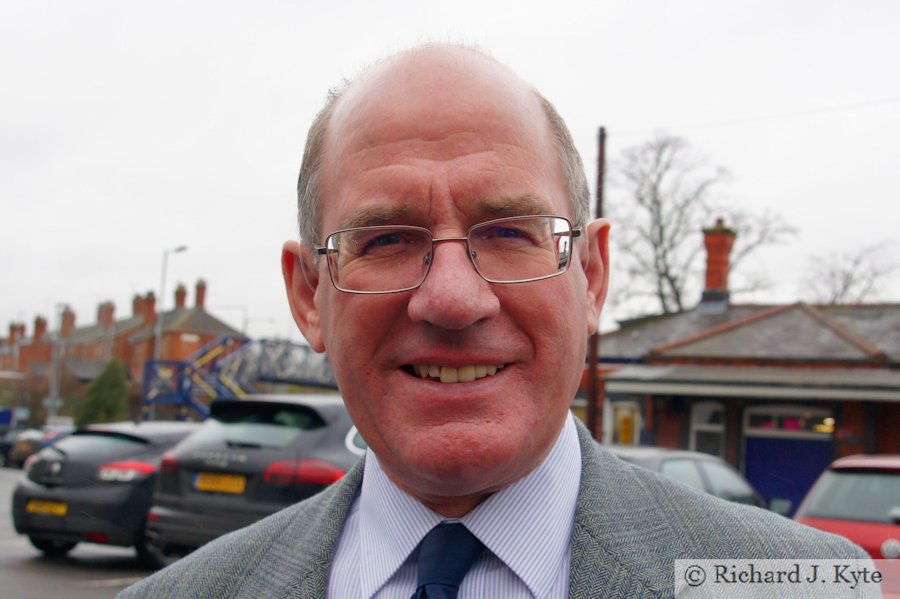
[601,302,900,365]
[128,307,242,342]
[63,315,145,344]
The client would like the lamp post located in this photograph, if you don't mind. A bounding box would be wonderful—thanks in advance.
[154,245,188,362]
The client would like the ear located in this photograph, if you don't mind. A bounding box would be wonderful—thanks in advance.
[281,240,325,352]
[580,219,610,335]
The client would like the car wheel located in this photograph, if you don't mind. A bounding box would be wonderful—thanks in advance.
[29,536,77,557]
[135,535,179,569]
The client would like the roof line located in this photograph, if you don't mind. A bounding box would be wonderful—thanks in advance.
[800,304,886,361]
[647,303,794,354]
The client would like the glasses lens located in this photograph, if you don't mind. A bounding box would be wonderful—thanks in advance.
[326,226,432,292]
[469,216,574,282]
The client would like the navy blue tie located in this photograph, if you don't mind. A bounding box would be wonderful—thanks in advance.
[412,522,485,599]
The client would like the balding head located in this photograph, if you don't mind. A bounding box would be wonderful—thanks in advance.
[296,44,590,247]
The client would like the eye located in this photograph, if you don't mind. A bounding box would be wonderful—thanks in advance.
[347,229,427,258]
[475,224,538,245]
[366,232,404,249]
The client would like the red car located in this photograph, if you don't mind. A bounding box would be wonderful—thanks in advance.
[795,454,900,560]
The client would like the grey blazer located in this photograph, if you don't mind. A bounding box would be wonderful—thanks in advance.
[120,421,865,598]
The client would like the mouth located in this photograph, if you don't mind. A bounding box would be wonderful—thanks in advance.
[404,363,506,383]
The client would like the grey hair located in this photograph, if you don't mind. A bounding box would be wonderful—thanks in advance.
[296,57,591,248]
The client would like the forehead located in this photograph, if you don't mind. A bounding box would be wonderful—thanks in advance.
[317,49,568,230]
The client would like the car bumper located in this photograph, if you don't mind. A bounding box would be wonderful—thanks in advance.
[12,479,151,547]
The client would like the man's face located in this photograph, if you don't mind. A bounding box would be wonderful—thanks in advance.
[284,49,608,513]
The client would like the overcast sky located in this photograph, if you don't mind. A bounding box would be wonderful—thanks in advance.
[2,0,898,342]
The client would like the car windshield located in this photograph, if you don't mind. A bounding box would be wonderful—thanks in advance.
[191,402,326,448]
[802,469,900,523]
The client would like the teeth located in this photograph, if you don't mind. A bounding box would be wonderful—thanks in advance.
[412,363,505,383]
[440,366,459,383]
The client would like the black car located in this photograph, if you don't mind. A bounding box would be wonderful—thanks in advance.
[607,445,766,508]
[12,421,200,565]
[145,394,364,564]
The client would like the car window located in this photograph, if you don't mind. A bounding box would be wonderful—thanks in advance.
[802,470,900,523]
[699,460,761,506]
[53,432,149,459]
[659,459,706,492]
[194,403,327,448]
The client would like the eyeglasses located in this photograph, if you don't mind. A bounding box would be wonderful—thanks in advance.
[315,215,581,294]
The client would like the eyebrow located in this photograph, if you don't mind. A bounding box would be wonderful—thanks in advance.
[339,204,416,230]
[474,194,550,218]
[337,194,552,231]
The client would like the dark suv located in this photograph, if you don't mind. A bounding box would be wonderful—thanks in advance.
[145,394,364,565]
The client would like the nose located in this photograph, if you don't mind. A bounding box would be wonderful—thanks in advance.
[406,240,500,329]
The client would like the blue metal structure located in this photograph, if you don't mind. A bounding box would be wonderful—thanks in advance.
[141,337,337,420]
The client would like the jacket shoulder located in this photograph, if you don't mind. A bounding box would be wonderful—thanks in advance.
[568,422,866,598]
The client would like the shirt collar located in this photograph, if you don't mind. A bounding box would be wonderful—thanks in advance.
[357,413,582,598]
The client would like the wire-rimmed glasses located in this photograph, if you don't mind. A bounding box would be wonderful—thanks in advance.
[315,215,581,294]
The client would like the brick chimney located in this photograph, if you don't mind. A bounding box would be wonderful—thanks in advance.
[97,301,115,327]
[60,306,76,337]
[195,279,206,309]
[7,323,22,346]
[701,218,736,304]
[133,294,143,317]
[34,316,47,342]
[144,291,157,325]
[175,284,187,309]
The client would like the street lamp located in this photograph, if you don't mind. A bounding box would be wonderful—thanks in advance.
[154,245,188,362]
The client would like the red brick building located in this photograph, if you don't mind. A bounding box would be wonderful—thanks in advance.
[0,280,242,383]
[585,221,900,511]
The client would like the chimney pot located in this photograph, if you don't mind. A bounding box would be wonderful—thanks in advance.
[8,323,21,345]
[701,219,736,304]
[97,301,115,327]
[61,306,76,337]
[34,316,47,342]
[175,284,187,309]
[195,279,207,309]
[144,292,157,325]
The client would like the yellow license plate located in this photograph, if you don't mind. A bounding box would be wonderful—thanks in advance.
[194,472,246,494]
[26,499,68,516]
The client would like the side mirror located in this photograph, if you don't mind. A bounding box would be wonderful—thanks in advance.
[768,498,793,517]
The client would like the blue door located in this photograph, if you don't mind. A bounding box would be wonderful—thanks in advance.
[744,436,832,515]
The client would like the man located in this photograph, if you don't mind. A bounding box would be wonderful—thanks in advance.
[121,44,864,599]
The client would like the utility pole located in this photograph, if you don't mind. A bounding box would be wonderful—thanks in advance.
[586,127,606,440]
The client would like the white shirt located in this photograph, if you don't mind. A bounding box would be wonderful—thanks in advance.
[327,412,582,598]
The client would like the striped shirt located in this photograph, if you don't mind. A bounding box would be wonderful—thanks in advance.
[327,412,582,598]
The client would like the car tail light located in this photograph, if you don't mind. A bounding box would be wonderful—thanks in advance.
[263,459,345,486]
[160,451,178,474]
[97,461,156,482]
[85,532,108,543]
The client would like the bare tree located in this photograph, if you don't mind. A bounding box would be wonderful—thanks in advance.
[609,133,794,314]
[802,243,896,304]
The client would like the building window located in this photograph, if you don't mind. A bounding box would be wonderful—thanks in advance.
[744,405,834,438]
[690,401,725,457]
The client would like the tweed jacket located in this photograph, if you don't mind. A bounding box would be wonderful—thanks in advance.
[119,420,866,598]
